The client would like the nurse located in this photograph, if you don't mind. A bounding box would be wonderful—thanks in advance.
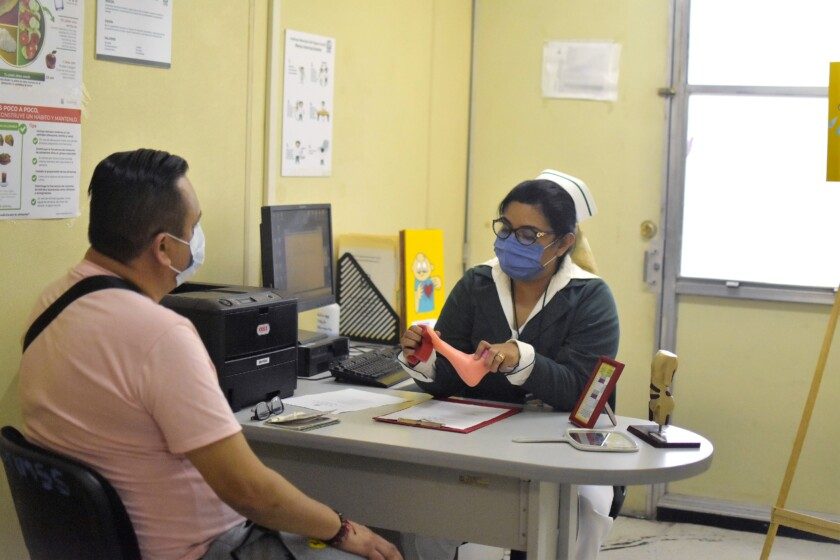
[399,169,620,560]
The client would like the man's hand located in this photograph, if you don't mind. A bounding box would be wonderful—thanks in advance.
[335,520,402,559]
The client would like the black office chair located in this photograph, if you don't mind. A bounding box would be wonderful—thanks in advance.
[609,485,626,519]
[0,426,141,560]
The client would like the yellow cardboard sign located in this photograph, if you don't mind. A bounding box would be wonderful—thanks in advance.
[827,62,840,182]
[400,229,445,329]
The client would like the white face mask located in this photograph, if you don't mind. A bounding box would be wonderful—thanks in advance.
[166,223,205,286]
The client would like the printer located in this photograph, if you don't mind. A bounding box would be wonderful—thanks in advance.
[161,283,298,411]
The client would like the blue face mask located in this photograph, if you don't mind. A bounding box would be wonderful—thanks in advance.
[494,235,559,281]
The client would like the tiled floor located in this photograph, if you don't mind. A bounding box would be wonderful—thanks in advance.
[599,517,839,560]
[455,516,840,559]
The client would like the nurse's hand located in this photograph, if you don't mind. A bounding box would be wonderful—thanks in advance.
[399,325,425,361]
[473,340,520,373]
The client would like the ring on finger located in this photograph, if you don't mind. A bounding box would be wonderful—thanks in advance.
[496,352,506,362]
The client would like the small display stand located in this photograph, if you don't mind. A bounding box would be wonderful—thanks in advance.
[569,357,624,429]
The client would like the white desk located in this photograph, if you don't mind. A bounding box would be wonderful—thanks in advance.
[239,379,713,559]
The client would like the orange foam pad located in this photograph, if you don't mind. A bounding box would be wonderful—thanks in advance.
[419,325,489,387]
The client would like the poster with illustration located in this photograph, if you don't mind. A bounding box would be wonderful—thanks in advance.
[281,29,334,177]
[0,0,84,107]
[400,229,445,330]
[0,0,83,220]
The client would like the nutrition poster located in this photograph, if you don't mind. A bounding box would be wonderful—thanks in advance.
[0,104,81,218]
[281,29,334,177]
[0,0,83,219]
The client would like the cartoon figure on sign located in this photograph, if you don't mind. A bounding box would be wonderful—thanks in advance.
[412,252,441,314]
[319,140,329,166]
[293,140,304,164]
[316,101,330,121]
[318,61,329,86]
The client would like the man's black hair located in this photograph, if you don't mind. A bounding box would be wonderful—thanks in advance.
[88,149,189,264]
[498,179,577,237]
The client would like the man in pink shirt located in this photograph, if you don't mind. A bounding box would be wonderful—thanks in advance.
[18,149,401,560]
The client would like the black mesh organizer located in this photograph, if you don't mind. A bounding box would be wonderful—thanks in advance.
[336,252,400,346]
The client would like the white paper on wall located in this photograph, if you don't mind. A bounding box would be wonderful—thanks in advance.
[281,29,335,177]
[542,41,621,101]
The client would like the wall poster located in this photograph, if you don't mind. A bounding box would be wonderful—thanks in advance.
[541,40,621,102]
[281,29,334,177]
[0,0,83,220]
[95,0,173,68]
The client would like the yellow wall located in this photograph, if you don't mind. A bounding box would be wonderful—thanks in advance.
[469,0,839,519]
[0,1,471,555]
[672,298,840,513]
[469,0,670,513]
[263,0,472,329]
[264,0,470,291]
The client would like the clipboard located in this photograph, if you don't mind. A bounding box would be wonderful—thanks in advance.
[373,397,520,434]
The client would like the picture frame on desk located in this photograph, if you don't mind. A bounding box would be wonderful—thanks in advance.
[569,357,624,429]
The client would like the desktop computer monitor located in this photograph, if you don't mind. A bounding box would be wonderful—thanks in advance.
[260,204,335,343]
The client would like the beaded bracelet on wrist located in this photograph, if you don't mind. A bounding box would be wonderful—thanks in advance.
[326,512,352,546]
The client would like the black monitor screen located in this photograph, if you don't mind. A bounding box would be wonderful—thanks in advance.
[260,204,335,312]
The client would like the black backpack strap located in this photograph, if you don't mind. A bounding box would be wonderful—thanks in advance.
[23,275,142,353]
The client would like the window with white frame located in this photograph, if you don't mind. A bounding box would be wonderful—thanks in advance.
[678,0,840,290]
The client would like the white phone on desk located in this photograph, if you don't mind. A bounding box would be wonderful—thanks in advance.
[513,428,638,452]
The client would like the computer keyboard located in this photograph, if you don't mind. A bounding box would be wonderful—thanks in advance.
[329,346,409,388]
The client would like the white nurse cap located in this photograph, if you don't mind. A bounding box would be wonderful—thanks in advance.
[534,169,597,222]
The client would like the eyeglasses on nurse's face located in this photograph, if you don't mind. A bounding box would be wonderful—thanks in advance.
[492,218,554,246]
[251,396,284,421]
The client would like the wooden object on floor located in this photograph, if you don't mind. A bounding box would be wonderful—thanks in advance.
[760,286,840,558]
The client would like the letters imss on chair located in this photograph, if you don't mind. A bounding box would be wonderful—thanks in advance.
[0,426,141,560]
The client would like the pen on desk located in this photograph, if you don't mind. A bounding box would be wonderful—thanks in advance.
[396,418,444,428]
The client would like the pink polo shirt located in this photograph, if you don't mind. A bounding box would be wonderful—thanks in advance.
[18,260,245,560]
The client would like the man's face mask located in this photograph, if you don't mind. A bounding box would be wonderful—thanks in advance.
[167,223,205,287]
[493,235,558,281]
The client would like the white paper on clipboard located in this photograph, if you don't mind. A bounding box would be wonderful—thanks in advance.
[375,399,516,432]
[283,388,406,414]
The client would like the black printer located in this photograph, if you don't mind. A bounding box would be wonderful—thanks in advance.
[161,283,298,411]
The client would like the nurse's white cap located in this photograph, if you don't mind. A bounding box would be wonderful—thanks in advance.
[535,169,597,222]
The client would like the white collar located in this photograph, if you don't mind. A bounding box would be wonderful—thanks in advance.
[484,254,599,337]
